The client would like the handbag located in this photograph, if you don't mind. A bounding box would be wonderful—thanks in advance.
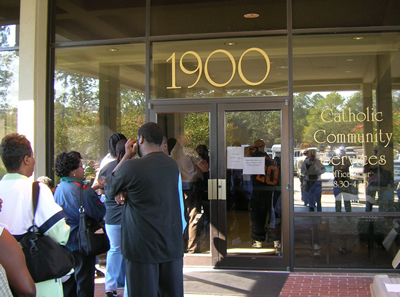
[20,182,74,283]
[77,186,110,256]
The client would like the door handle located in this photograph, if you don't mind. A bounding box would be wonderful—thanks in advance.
[208,179,226,200]
[286,183,291,191]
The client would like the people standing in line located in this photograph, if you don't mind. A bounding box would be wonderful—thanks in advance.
[0,133,70,297]
[171,134,204,253]
[331,148,352,212]
[301,149,325,212]
[0,225,36,297]
[93,133,127,196]
[92,133,127,281]
[98,139,127,297]
[298,150,309,206]
[105,122,187,297]
[195,144,210,231]
[167,138,177,155]
[161,136,169,155]
[54,151,106,297]
[37,175,57,194]
[249,139,277,248]
[0,197,36,297]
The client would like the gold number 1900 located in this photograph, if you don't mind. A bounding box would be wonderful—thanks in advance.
[166,47,270,89]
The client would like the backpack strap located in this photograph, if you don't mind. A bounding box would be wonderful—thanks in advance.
[31,181,40,226]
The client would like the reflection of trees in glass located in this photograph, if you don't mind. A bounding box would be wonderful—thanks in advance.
[54,71,100,159]
[185,89,275,98]
[0,51,17,139]
[226,111,280,148]
[0,26,17,178]
[295,91,400,152]
[303,92,346,147]
[0,26,10,47]
[54,71,147,162]
[393,91,400,152]
[183,113,210,149]
[119,87,146,139]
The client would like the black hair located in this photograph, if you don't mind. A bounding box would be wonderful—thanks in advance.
[0,133,32,172]
[54,151,82,178]
[138,122,163,145]
[167,138,177,155]
[115,139,127,162]
[109,133,127,157]
[196,144,208,160]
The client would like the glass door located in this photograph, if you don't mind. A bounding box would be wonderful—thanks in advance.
[150,103,215,266]
[150,100,290,269]
[216,101,289,269]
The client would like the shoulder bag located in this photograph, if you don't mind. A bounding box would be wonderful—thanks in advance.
[20,182,74,283]
[77,186,110,256]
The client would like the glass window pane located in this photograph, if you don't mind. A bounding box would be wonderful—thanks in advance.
[157,111,211,254]
[293,32,400,213]
[293,0,400,29]
[226,110,282,255]
[54,44,145,180]
[0,25,18,48]
[151,0,286,36]
[53,0,146,42]
[0,0,20,48]
[151,37,288,99]
[295,216,400,269]
[0,50,18,178]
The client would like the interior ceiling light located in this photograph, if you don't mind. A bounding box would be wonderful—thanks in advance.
[107,48,119,52]
[345,70,352,73]
[224,42,237,46]
[244,13,259,19]
[346,59,354,62]
[352,36,364,40]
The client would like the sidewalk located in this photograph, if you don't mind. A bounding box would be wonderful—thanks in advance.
[93,269,389,297]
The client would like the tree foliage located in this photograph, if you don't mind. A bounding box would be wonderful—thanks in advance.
[54,71,147,164]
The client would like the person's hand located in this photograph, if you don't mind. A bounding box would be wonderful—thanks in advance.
[94,176,106,190]
[115,192,126,205]
[124,138,138,159]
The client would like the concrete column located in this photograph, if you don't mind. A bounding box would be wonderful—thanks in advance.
[99,65,120,157]
[19,0,48,178]
[376,54,393,173]
[362,83,374,158]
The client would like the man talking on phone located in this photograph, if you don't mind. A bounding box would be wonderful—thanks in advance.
[105,122,186,297]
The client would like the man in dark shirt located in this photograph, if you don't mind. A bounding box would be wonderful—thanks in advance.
[105,122,186,297]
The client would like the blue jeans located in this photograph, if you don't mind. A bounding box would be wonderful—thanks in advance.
[105,224,125,292]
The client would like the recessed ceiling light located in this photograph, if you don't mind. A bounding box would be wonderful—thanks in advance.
[244,13,259,19]
[352,36,364,40]
[345,70,352,73]
[224,42,237,46]
[107,48,119,52]
[346,59,354,62]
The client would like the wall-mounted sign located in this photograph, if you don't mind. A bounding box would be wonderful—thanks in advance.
[166,47,270,89]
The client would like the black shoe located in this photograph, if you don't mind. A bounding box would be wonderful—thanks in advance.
[105,292,117,297]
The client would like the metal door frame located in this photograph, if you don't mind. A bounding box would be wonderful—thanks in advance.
[149,98,291,269]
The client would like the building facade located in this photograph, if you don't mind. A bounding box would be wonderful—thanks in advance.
[2,0,400,272]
